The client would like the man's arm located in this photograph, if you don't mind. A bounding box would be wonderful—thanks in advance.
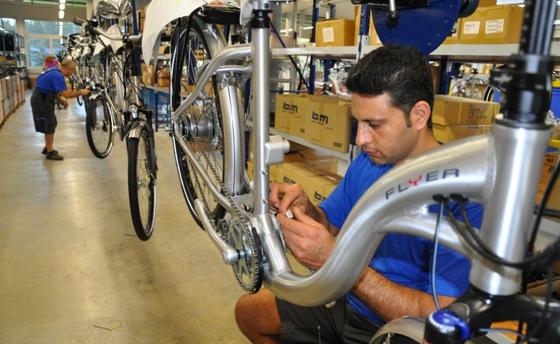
[60,89,87,99]
[352,268,455,321]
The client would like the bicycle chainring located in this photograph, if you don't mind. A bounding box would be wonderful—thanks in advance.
[227,216,263,293]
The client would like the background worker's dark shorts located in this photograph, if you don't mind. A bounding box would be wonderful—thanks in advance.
[276,297,380,344]
[31,88,57,134]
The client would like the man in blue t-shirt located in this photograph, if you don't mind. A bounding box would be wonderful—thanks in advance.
[235,45,483,343]
[31,58,90,160]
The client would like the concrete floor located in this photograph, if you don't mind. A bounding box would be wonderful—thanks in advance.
[0,96,249,343]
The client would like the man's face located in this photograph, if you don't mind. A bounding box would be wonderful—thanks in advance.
[61,65,76,77]
[352,93,419,166]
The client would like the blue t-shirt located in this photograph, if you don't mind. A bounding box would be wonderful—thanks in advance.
[35,68,67,94]
[320,151,483,326]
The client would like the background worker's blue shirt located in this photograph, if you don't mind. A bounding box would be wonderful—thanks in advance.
[320,151,483,327]
[35,68,67,94]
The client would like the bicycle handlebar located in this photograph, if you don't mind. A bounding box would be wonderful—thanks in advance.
[73,17,86,26]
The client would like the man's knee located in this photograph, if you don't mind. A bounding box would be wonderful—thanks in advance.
[235,289,281,341]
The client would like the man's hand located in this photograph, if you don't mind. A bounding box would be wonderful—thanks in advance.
[277,207,335,270]
[269,183,314,215]
[79,88,91,96]
[58,97,69,108]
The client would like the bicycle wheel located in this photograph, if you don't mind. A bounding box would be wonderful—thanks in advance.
[171,17,226,226]
[127,124,157,241]
[85,97,113,159]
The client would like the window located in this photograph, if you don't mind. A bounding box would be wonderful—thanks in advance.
[24,19,80,68]
[0,18,16,31]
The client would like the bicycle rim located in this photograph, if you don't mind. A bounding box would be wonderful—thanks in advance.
[85,98,113,158]
[171,18,226,224]
[127,127,156,240]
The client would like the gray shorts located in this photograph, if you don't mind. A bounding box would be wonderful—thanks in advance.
[276,297,380,344]
[31,88,57,134]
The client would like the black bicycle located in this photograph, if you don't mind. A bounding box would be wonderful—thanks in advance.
[74,0,157,241]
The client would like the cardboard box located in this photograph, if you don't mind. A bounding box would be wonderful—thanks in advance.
[274,94,310,138]
[316,19,355,47]
[442,20,460,45]
[141,63,154,86]
[306,173,342,206]
[536,153,560,210]
[482,5,524,44]
[275,160,341,206]
[459,5,524,44]
[271,35,295,49]
[432,95,499,126]
[433,124,493,143]
[3,97,11,116]
[460,10,484,44]
[354,5,381,45]
[0,100,4,124]
[305,96,352,153]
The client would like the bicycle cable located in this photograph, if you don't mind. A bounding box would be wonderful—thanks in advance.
[525,266,555,343]
[430,196,446,310]
[453,199,560,343]
[528,154,560,259]
[444,201,557,270]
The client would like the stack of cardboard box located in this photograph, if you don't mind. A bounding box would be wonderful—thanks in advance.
[432,95,499,143]
[305,96,352,153]
[274,94,353,153]
[459,4,524,44]
[0,75,25,128]
[246,150,342,207]
[274,94,309,138]
[315,19,355,47]
[141,63,154,86]
[0,78,4,125]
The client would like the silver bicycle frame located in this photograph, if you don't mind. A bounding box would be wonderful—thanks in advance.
[171,5,553,306]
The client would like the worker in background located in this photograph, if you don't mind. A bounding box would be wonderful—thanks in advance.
[42,55,59,71]
[31,58,90,161]
[235,45,484,343]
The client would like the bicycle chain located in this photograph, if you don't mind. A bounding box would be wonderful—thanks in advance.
[188,107,263,293]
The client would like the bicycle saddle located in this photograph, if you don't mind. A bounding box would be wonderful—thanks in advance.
[198,5,241,25]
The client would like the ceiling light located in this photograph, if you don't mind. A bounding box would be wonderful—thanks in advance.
[59,3,65,10]
[59,10,64,19]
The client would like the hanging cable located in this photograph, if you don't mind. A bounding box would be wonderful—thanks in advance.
[430,196,447,310]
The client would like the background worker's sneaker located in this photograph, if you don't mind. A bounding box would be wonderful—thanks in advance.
[46,150,64,161]
[41,147,47,155]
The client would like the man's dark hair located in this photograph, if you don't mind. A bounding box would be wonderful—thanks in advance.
[345,45,434,128]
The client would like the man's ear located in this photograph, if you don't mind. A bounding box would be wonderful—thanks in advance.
[410,101,431,130]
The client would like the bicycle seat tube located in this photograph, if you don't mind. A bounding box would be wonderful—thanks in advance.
[249,1,293,275]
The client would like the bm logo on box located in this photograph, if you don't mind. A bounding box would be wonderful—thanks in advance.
[312,112,329,125]
[282,103,298,113]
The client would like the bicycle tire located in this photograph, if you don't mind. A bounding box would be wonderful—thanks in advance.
[170,17,227,227]
[85,96,113,159]
[127,125,157,241]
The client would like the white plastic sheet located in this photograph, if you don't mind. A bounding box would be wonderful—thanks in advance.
[141,0,206,63]
[141,0,242,63]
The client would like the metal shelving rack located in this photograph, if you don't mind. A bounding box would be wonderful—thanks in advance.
[269,42,560,170]
[272,42,560,60]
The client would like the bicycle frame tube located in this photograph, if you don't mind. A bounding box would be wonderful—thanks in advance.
[266,134,492,306]
[173,44,251,117]
[471,122,550,295]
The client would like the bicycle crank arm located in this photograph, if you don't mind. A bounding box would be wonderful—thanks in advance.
[194,199,240,264]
